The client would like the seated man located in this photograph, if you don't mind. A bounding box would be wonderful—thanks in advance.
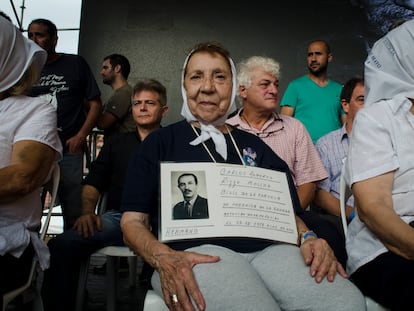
[226,56,328,210]
[42,79,169,311]
[314,76,365,227]
[226,56,347,267]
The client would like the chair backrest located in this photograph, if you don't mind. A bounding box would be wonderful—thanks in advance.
[95,192,108,216]
[40,162,60,240]
[339,159,355,235]
[339,162,350,236]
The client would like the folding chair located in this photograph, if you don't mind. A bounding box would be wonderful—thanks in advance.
[75,193,139,311]
[142,290,168,311]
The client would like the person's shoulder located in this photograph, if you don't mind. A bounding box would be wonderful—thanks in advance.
[232,127,280,156]
[36,97,56,112]
[292,75,308,83]
[315,127,341,147]
[14,95,55,114]
[173,201,183,208]
[198,195,208,202]
[59,53,82,61]
[142,120,185,145]
[226,109,241,125]
[56,53,89,67]
[118,83,133,93]
[279,114,309,133]
[106,130,138,145]
[159,119,188,134]
[283,75,309,95]
[111,85,132,99]
[278,113,301,125]
[232,127,258,140]
[328,79,343,88]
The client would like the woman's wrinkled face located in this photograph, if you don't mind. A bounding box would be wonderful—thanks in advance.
[184,51,232,124]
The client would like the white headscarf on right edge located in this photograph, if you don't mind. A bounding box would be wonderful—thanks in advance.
[180,47,238,160]
[364,18,414,107]
[0,17,47,93]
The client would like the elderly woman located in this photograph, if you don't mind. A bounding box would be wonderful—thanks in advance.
[120,42,365,310]
[0,16,62,301]
[345,19,414,310]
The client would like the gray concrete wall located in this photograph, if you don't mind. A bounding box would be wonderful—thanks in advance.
[79,0,370,126]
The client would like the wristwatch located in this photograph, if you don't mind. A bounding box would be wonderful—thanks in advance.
[300,230,317,245]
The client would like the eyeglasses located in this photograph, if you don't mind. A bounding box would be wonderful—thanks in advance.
[254,117,284,138]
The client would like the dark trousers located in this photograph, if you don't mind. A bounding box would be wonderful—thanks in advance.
[0,243,34,306]
[41,211,124,311]
[351,251,414,311]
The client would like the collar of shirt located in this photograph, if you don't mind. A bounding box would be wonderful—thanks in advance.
[339,124,349,143]
[227,109,283,135]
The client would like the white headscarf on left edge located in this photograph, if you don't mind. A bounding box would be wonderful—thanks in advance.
[0,17,47,93]
[180,48,238,160]
[364,19,414,107]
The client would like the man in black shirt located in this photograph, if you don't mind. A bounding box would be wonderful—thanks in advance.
[28,18,103,231]
[42,79,168,311]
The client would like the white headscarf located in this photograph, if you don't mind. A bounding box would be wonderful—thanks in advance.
[180,47,238,160]
[365,19,414,107]
[0,17,47,93]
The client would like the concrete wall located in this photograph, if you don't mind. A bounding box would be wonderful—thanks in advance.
[79,0,371,126]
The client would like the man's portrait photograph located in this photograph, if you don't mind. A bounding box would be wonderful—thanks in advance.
[171,171,209,220]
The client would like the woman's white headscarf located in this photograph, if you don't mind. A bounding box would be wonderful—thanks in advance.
[0,17,47,93]
[180,47,237,160]
[365,19,414,107]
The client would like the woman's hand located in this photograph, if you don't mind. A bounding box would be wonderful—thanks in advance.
[300,237,347,283]
[154,250,220,311]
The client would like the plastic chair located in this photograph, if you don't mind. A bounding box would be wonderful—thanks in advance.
[2,162,60,311]
[76,246,138,311]
[339,162,389,311]
[75,193,139,311]
[143,290,168,311]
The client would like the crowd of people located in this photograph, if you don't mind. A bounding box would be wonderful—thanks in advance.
[1,10,413,311]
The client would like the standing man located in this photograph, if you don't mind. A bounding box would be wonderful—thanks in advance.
[280,40,345,143]
[96,54,135,138]
[313,76,365,223]
[28,18,103,230]
[42,79,169,311]
[172,173,209,220]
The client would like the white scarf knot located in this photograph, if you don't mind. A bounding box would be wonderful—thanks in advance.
[190,123,227,160]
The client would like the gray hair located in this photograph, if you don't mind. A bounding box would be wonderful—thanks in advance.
[237,56,281,93]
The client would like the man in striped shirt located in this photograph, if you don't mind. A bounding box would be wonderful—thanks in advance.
[314,76,365,224]
[226,56,327,210]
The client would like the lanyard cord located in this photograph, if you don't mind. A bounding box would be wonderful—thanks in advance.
[190,123,245,166]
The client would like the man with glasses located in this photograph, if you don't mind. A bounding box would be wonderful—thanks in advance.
[313,76,365,224]
[42,79,169,311]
